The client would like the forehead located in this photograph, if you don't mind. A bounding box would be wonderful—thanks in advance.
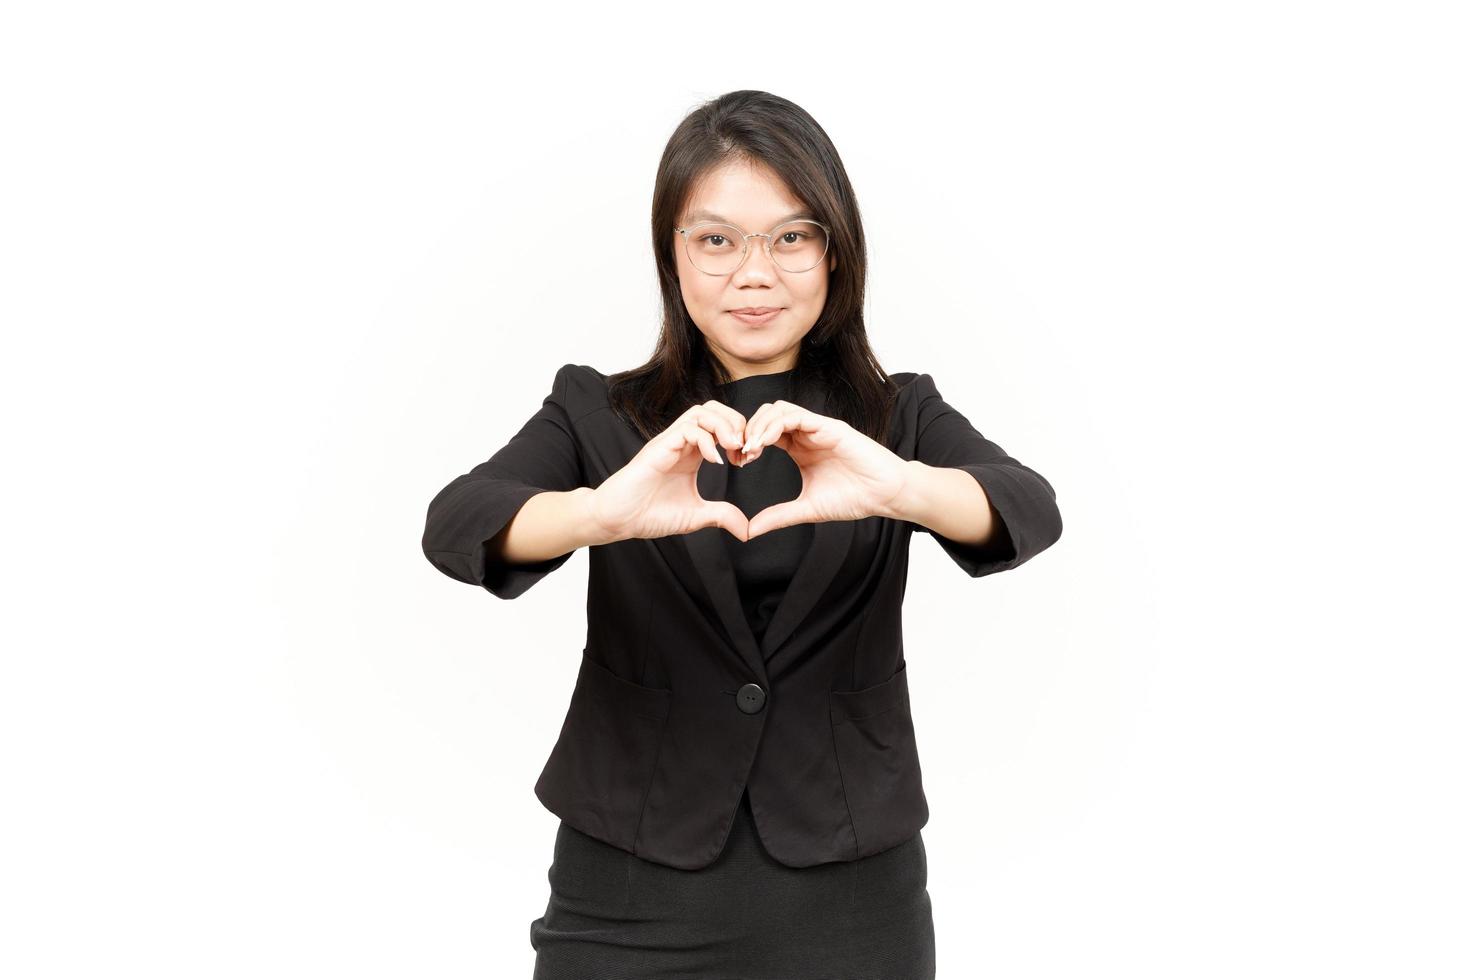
[681,160,814,227]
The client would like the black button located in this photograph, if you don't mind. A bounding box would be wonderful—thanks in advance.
[736,683,766,714]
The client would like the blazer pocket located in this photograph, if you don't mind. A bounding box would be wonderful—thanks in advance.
[533,649,673,852]
[829,663,929,855]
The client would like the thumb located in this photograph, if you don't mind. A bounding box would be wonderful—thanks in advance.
[747,500,812,539]
[699,501,752,542]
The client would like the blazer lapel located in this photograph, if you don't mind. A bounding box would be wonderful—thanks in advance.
[682,461,764,677]
[679,373,854,679]
[756,515,852,663]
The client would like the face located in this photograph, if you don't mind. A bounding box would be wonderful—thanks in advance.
[674,159,837,380]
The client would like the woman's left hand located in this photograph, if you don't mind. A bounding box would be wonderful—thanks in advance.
[732,400,909,538]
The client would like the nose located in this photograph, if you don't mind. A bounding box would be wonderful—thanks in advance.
[731,237,780,283]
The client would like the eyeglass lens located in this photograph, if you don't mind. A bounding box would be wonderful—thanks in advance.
[684,222,829,274]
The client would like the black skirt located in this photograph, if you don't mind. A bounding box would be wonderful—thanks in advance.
[529,788,936,979]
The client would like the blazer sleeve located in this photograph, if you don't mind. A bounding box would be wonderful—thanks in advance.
[909,372,1063,577]
[421,363,587,599]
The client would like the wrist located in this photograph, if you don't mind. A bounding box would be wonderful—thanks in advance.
[878,459,935,524]
[572,486,618,548]
[577,485,636,548]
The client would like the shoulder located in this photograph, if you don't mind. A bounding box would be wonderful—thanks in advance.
[550,362,610,389]
[885,372,962,438]
[888,371,941,402]
[544,363,615,423]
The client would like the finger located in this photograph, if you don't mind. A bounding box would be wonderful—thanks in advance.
[749,403,803,456]
[650,423,698,468]
[700,399,748,434]
[701,501,751,541]
[686,422,723,466]
[762,405,838,455]
[675,402,744,455]
[694,401,749,455]
[737,403,779,461]
[747,499,816,539]
[704,402,758,466]
[741,400,783,453]
[759,414,792,455]
[661,420,721,467]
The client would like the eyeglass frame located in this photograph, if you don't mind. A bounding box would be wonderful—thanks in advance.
[673,218,833,276]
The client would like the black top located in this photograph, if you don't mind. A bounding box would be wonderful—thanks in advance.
[716,368,814,650]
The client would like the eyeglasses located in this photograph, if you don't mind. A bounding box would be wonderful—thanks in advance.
[674,219,832,276]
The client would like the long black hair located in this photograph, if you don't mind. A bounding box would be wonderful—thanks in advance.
[606,90,901,448]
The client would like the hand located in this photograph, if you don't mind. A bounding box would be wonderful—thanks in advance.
[588,400,756,542]
[737,399,910,540]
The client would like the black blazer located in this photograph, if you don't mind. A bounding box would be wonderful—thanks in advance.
[422,363,1062,870]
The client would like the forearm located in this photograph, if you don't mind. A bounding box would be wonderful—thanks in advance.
[881,459,1003,547]
[489,486,611,565]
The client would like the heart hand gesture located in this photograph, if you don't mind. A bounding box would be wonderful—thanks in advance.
[587,400,758,543]
[588,398,908,544]
[733,398,908,539]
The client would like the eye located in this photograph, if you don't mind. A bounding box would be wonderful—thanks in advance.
[780,231,807,244]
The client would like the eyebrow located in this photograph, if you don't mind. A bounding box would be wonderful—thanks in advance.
[683,209,816,226]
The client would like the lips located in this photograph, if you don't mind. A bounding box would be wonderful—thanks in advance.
[729,307,783,326]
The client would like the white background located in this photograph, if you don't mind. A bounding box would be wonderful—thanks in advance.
[3,2,1466,977]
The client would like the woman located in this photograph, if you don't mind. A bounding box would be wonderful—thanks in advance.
[422,90,1063,979]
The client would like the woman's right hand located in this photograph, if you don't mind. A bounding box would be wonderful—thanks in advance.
[586,401,754,543]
